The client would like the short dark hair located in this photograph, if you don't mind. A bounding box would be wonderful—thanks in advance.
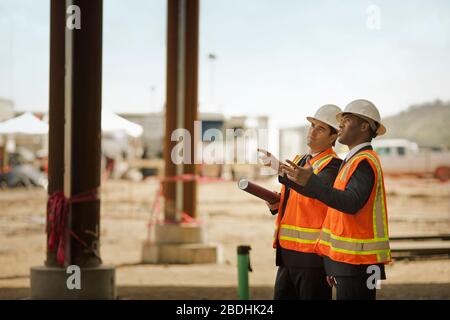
[371,123,379,139]
[328,126,338,146]
[354,116,377,141]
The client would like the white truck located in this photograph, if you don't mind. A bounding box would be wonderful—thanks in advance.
[372,139,450,181]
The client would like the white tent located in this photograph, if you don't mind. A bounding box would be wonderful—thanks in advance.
[101,110,143,138]
[0,111,143,138]
[0,112,49,135]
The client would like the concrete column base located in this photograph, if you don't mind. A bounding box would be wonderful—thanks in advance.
[142,241,223,264]
[30,265,116,300]
[142,223,223,264]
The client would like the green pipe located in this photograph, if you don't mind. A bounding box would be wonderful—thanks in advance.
[237,245,252,300]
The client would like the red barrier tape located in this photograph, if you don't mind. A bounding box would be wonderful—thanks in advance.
[146,174,225,243]
[47,189,102,267]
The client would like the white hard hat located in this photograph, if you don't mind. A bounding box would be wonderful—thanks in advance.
[307,104,342,130]
[337,99,386,136]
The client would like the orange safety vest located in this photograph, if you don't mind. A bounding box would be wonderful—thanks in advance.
[315,149,391,265]
[273,148,339,254]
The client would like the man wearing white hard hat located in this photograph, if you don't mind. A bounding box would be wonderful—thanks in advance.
[259,104,343,300]
[281,99,391,300]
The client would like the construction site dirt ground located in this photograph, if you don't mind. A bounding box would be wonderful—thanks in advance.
[0,176,449,299]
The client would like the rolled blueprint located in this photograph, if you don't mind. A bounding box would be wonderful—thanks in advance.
[238,178,280,204]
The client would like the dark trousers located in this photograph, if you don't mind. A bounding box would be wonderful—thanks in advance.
[274,266,332,300]
[335,276,377,300]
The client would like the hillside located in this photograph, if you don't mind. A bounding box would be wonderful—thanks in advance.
[383,100,450,148]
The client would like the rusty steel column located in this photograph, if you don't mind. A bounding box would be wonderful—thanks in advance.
[164,0,199,221]
[183,0,199,220]
[67,0,103,267]
[163,0,178,221]
[46,0,66,268]
[30,0,115,299]
[143,0,220,265]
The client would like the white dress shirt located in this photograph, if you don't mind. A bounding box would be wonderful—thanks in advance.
[345,142,372,162]
[309,151,320,158]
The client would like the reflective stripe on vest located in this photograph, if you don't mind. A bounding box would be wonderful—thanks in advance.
[319,228,390,253]
[339,152,388,240]
[312,154,334,174]
[278,224,321,244]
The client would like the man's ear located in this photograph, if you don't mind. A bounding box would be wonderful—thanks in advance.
[329,133,338,145]
[360,121,370,133]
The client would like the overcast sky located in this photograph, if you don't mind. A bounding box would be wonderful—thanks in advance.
[1,0,450,131]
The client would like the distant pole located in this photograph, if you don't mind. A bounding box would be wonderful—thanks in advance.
[208,53,217,109]
[150,85,156,111]
[8,13,14,101]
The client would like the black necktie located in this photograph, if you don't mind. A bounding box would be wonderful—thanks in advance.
[338,158,347,172]
[303,154,312,166]
[298,154,312,168]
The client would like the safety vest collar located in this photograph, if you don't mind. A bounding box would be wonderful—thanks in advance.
[310,147,335,163]
[309,148,337,174]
